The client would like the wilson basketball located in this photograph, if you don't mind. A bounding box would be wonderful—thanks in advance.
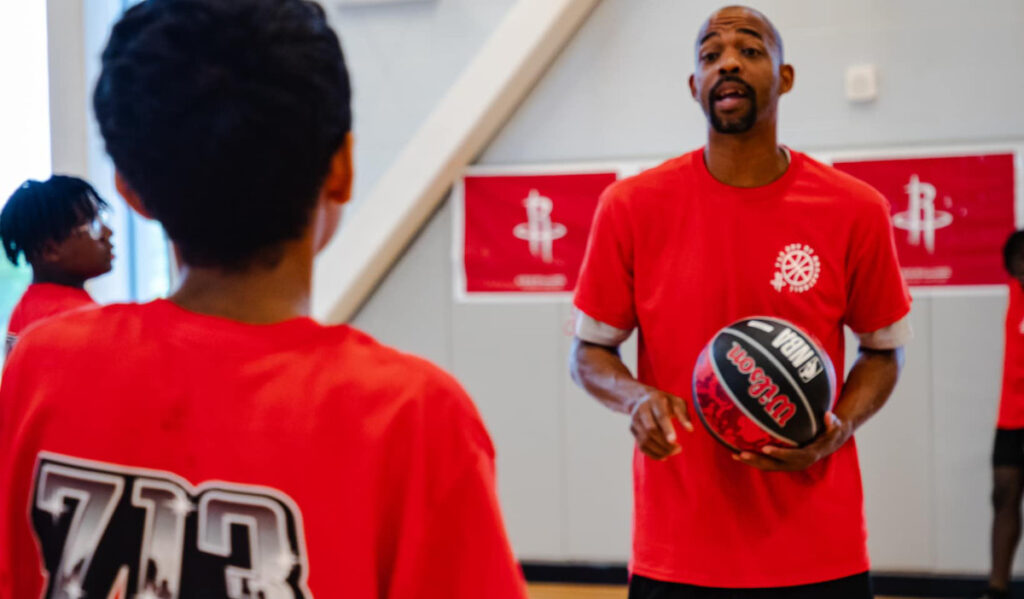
[691,316,837,453]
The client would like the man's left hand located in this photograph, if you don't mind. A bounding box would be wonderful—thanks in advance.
[733,412,852,472]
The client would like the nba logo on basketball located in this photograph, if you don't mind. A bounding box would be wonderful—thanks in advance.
[770,327,824,382]
[798,358,824,383]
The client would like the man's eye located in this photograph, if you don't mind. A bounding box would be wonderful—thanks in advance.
[742,48,762,57]
[702,52,719,62]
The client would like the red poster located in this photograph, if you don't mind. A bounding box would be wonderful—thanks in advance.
[833,154,1016,287]
[461,172,616,294]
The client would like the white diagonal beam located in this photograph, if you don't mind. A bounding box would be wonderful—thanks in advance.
[313,0,602,322]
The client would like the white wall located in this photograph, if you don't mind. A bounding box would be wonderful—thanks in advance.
[334,0,1024,574]
[325,0,518,215]
[46,0,173,303]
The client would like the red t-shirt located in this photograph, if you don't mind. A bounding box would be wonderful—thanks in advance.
[574,149,911,587]
[5,283,96,353]
[999,281,1024,429]
[0,300,527,599]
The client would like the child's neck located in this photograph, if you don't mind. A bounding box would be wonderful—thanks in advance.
[32,270,87,289]
[169,240,315,325]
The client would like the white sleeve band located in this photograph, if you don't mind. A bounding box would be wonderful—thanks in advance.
[574,311,633,346]
[4,333,16,359]
[856,315,913,350]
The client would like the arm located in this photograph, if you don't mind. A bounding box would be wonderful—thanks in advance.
[736,345,904,471]
[737,191,911,471]
[570,337,693,460]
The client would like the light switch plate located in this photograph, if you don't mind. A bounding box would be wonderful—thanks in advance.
[845,64,878,103]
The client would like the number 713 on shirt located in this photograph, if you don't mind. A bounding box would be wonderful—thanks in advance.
[30,453,310,599]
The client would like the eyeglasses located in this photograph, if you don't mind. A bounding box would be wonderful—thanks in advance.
[73,212,111,241]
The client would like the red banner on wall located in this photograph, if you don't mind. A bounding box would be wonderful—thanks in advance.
[460,172,616,294]
[833,154,1017,287]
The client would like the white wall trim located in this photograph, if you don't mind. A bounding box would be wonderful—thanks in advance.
[47,0,137,303]
[312,0,603,322]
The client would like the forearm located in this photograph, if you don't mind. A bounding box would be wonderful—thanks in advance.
[833,346,905,433]
[569,338,648,414]
[741,346,905,470]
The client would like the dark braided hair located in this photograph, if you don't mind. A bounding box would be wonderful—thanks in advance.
[0,176,108,266]
[93,0,352,270]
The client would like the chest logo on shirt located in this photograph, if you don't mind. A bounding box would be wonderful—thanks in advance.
[30,452,310,599]
[770,244,821,294]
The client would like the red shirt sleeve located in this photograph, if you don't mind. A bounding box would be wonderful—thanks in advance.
[844,193,912,334]
[573,184,637,331]
[385,373,528,599]
[389,444,528,598]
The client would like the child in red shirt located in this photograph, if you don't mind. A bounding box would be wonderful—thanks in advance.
[983,231,1024,599]
[1,175,113,355]
[0,1,526,597]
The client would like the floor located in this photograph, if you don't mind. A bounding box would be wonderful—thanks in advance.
[529,585,627,599]
[527,584,916,599]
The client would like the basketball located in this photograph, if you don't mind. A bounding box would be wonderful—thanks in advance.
[691,316,837,453]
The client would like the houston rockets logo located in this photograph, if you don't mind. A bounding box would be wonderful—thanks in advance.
[891,174,953,254]
[770,244,820,293]
[512,189,567,264]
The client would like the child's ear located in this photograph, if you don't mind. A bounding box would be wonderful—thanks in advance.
[115,171,153,219]
[37,240,62,263]
[322,133,354,206]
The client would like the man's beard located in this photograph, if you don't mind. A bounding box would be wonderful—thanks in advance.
[708,77,758,134]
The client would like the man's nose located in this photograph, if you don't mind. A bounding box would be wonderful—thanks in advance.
[718,51,741,75]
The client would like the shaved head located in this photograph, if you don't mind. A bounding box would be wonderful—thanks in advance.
[689,4,793,136]
[696,6,784,63]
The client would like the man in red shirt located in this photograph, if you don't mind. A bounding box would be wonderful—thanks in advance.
[983,231,1024,599]
[570,6,910,598]
[0,1,526,597]
[1,175,113,356]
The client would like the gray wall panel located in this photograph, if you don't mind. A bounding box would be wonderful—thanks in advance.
[560,303,635,562]
[856,300,935,570]
[452,302,567,559]
[931,293,1008,572]
[351,202,454,371]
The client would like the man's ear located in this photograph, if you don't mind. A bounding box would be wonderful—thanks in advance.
[115,171,153,219]
[778,64,795,96]
[689,73,698,101]
[322,132,354,206]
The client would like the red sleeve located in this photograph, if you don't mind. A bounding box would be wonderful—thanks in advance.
[389,444,528,598]
[385,372,527,599]
[844,194,912,333]
[573,184,637,330]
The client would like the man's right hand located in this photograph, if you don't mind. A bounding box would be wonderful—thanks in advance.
[569,339,693,460]
[629,388,693,460]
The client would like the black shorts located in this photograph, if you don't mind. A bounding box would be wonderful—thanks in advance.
[993,428,1024,467]
[627,572,873,599]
